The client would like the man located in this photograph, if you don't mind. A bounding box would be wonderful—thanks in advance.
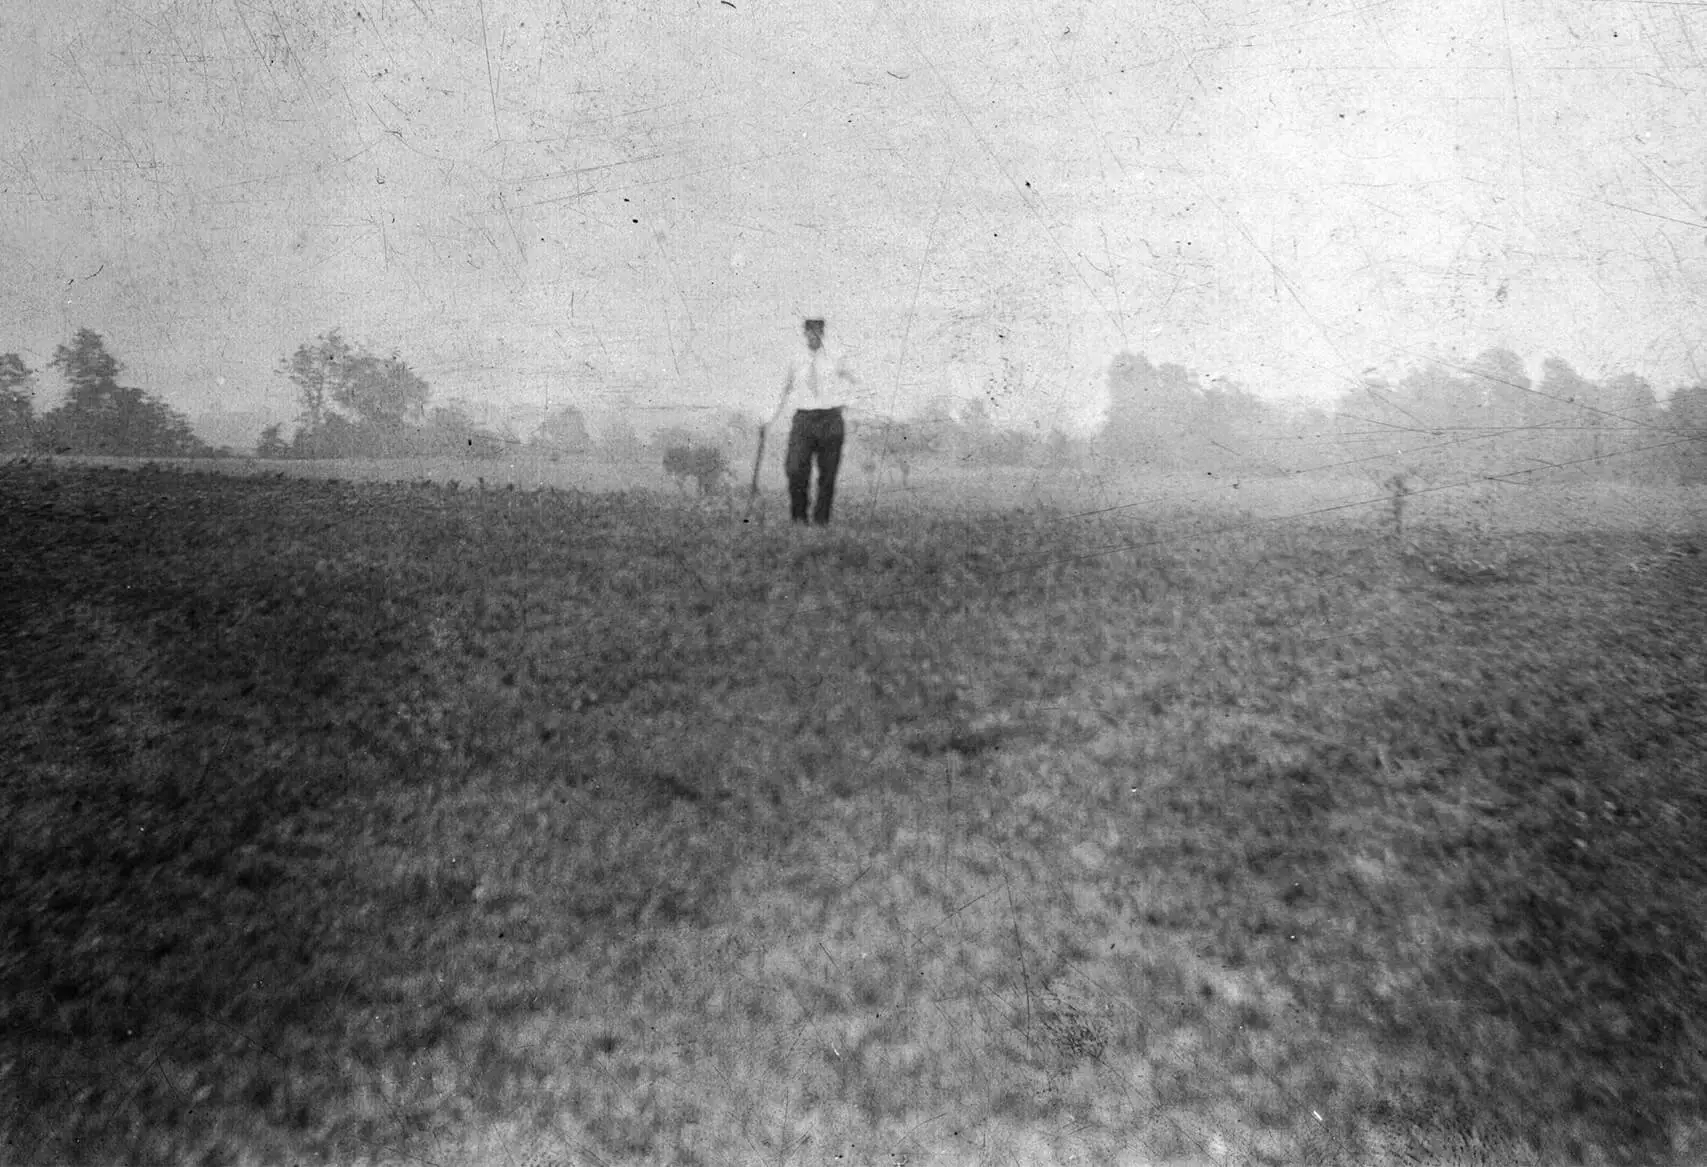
[765,317,860,525]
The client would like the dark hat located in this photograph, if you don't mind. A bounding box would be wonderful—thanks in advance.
[803,317,826,330]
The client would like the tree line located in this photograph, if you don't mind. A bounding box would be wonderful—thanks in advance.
[0,328,520,462]
[1318,349,1707,484]
[1095,347,1707,484]
[3,330,1703,484]
[262,330,515,460]
[0,331,214,458]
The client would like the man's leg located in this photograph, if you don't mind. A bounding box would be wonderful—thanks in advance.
[812,413,845,525]
[784,415,811,523]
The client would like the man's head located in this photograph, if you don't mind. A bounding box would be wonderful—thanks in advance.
[803,318,825,351]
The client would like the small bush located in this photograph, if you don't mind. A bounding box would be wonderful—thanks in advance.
[662,444,728,495]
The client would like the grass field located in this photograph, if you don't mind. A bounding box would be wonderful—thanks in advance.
[2,457,1704,1166]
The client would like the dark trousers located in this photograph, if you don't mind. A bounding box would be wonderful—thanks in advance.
[784,408,844,524]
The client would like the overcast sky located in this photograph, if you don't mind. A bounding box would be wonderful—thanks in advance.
[5,0,1705,435]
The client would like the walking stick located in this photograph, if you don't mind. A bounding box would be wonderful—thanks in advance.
[743,425,767,523]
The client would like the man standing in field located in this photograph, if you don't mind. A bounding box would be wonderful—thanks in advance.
[765,317,860,525]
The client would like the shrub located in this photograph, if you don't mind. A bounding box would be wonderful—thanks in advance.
[662,445,728,496]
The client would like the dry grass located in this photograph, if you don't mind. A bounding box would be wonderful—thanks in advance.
[2,459,1704,1166]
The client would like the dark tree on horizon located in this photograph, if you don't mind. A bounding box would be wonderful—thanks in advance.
[277,330,443,458]
[0,353,37,452]
[39,329,208,457]
[1667,383,1707,484]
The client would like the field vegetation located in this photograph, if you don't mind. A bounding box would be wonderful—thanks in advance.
[2,458,1704,1166]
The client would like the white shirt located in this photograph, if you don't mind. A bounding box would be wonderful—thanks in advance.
[769,345,859,431]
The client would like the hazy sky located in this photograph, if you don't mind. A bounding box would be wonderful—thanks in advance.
[5,0,1706,435]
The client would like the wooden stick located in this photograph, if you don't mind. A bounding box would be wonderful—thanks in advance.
[743,425,767,523]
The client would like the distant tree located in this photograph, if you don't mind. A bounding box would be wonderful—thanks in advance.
[41,329,209,457]
[415,400,501,458]
[414,405,458,456]
[1327,376,1414,466]
[291,411,363,459]
[279,329,352,432]
[1604,373,1660,427]
[43,330,125,453]
[1101,352,1203,470]
[534,405,591,457]
[255,423,289,459]
[1468,347,1534,438]
[1394,362,1489,474]
[600,413,642,464]
[279,330,433,457]
[51,329,122,398]
[1042,427,1083,470]
[1666,385,1707,484]
[1400,363,1484,426]
[1468,345,1529,396]
[1271,404,1333,474]
[1532,357,1597,474]
[1197,377,1272,468]
[1598,374,1664,478]
[0,353,37,452]
[334,351,430,431]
